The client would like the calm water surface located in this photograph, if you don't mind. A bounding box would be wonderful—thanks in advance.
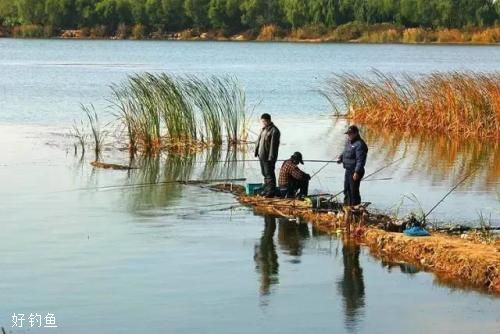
[0,40,499,333]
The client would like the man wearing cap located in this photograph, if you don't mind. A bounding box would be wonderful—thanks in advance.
[337,125,368,206]
[278,152,311,198]
[255,113,281,197]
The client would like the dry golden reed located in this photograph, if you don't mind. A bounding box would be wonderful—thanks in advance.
[321,71,500,139]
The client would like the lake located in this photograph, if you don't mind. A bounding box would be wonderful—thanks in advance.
[0,39,499,333]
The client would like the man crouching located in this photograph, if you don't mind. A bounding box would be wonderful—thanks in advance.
[278,152,311,198]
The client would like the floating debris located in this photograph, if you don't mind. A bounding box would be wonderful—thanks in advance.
[90,161,137,170]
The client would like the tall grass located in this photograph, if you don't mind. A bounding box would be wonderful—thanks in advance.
[71,104,107,160]
[183,76,221,144]
[471,28,500,44]
[320,71,500,138]
[80,104,107,160]
[71,119,87,157]
[110,73,249,153]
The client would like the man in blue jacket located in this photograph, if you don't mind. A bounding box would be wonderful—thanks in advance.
[337,125,368,206]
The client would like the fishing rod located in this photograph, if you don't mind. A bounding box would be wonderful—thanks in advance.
[193,159,344,164]
[423,167,480,221]
[142,200,244,216]
[57,177,247,193]
[310,157,339,179]
[177,204,244,217]
[363,177,393,182]
[330,156,405,198]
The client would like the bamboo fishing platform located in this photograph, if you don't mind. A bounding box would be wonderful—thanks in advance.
[211,183,500,294]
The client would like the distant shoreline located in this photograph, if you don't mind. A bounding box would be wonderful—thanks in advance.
[1,25,499,45]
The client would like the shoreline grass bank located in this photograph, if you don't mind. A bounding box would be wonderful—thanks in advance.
[1,24,500,44]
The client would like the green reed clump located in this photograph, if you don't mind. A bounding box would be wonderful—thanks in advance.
[320,70,500,138]
[71,119,87,157]
[111,73,249,153]
[71,104,106,160]
[81,104,107,161]
[183,76,222,144]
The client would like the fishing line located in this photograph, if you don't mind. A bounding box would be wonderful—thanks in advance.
[310,156,339,179]
[423,167,480,220]
[54,178,247,193]
[330,156,406,198]
[192,159,340,164]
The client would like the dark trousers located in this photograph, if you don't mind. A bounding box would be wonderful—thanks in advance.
[286,178,309,198]
[259,160,277,195]
[344,169,364,206]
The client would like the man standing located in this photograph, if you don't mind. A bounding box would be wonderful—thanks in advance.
[337,125,368,206]
[255,113,280,197]
[278,152,311,198]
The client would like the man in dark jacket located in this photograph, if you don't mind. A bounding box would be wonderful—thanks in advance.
[278,152,311,198]
[255,113,280,197]
[337,125,368,206]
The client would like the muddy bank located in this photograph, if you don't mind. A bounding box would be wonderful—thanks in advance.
[364,229,500,293]
[214,185,500,294]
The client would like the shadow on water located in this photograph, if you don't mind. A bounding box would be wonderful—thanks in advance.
[278,217,311,262]
[254,214,367,330]
[254,215,279,296]
[252,215,430,332]
[364,126,500,191]
[254,216,319,296]
[337,241,365,332]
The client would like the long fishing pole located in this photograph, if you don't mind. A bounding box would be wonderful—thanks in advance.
[310,157,339,179]
[193,159,342,164]
[330,156,405,198]
[423,167,480,221]
[56,178,247,193]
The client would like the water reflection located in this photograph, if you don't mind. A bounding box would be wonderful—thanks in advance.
[119,147,245,215]
[278,218,310,262]
[254,215,279,296]
[254,216,315,296]
[124,153,196,214]
[254,215,367,330]
[337,241,365,332]
[381,261,420,275]
[364,126,500,191]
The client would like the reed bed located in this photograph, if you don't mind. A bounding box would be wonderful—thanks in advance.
[110,73,249,154]
[320,71,500,139]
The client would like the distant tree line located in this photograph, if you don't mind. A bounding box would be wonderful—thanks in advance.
[0,0,499,35]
